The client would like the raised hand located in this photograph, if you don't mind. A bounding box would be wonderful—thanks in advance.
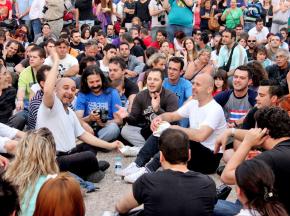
[115,104,129,119]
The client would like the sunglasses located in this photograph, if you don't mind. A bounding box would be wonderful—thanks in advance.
[247,40,256,42]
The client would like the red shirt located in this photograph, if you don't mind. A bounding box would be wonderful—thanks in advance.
[143,35,152,47]
[0,0,12,21]
[149,41,174,50]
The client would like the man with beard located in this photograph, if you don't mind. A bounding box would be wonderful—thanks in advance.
[246,35,257,61]
[98,44,117,77]
[214,65,257,128]
[266,34,282,61]
[118,73,226,183]
[115,68,178,148]
[36,49,122,182]
[75,65,122,142]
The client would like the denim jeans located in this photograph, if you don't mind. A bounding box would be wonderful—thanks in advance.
[7,109,29,130]
[167,24,193,42]
[244,22,256,32]
[96,122,120,142]
[213,199,242,216]
[31,18,42,37]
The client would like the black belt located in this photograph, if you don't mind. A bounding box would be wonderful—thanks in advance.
[44,16,63,22]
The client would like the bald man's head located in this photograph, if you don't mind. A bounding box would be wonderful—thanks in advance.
[192,73,214,100]
[55,78,76,107]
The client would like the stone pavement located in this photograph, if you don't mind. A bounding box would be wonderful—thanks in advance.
[84,151,237,216]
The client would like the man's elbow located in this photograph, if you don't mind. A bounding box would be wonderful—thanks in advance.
[115,202,128,214]
[221,172,235,185]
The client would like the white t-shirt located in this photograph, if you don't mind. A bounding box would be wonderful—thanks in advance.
[31,83,41,94]
[148,0,167,28]
[0,123,18,153]
[44,54,79,76]
[177,99,226,151]
[248,27,269,43]
[36,95,85,152]
[235,208,261,216]
[99,60,109,77]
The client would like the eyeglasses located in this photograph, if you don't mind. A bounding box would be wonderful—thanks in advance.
[247,40,256,42]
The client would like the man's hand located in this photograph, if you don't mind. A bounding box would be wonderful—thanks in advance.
[124,69,137,78]
[16,100,24,111]
[50,47,59,62]
[90,111,105,127]
[115,104,129,119]
[242,128,268,147]
[0,155,9,170]
[150,115,162,132]
[111,140,124,149]
[214,129,232,154]
[151,92,160,112]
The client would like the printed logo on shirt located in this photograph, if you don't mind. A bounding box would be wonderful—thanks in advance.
[228,109,248,122]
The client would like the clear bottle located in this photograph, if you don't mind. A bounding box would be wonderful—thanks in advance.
[114,156,122,182]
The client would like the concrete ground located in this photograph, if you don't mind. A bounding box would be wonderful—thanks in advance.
[84,151,237,216]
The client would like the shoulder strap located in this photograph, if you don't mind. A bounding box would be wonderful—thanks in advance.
[178,0,193,12]
[31,67,36,84]
[225,42,238,71]
[190,63,207,81]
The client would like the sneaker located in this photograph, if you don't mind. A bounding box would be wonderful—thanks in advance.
[118,162,140,177]
[86,170,105,183]
[119,146,141,157]
[98,160,110,171]
[124,167,148,183]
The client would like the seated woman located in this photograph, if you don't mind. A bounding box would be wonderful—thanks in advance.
[184,49,214,81]
[4,128,59,216]
[33,173,85,216]
[235,159,288,216]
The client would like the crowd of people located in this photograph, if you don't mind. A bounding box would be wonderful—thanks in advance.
[0,0,289,215]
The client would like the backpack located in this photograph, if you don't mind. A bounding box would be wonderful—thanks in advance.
[244,2,265,21]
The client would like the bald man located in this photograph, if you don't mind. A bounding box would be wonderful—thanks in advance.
[36,49,122,182]
[120,73,227,183]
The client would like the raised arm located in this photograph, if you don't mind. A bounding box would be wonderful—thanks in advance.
[43,49,60,109]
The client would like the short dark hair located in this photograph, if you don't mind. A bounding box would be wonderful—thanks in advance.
[37,65,51,83]
[235,24,243,29]
[109,56,126,70]
[159,129,189,164]
[44,38,56,47]
[234,65,252,79]
[97,31,106,37]
[200,32,209,44]
[42,23,50,29]
[79,56,96,75]
[119,42,130,49]
[30,46,46,59]
[55,38,69,47]
[140,28,149,35]
[145,46,158,59]
[222,28,236,40]
[80,65,110,94]
[147,68,165,81]
[0,177,20,216]
[255,107,290,139]
[85,39,98,47]
[168,56,184,71]
[6,40,19,49]
[259,80,285,98]
[156,29,167,38]
[70,29,80,37]
[255,18,263,24]
[121,32,134,43]
[103,43,116,52]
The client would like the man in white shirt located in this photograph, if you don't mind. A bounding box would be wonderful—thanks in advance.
[248,18,269,44]
[29,0,45,37]
[0,123,24,154]
[44,38,79,78]
[36,49,122,182]
[98,44,117,77]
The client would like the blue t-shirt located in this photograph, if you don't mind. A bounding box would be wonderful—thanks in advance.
[163,78,192,108]
[168,0,193,27]
[75,88,122,120]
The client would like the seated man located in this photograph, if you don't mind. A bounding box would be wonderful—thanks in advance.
[116,68,178,148]
[75,65,122,142]
[214,107,290,215]
[120,73,226,183]
[116,128,217,216]
[0,123,25,154]
[36,49,122,182]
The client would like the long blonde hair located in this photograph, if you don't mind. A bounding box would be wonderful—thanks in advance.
[5,128,59,201]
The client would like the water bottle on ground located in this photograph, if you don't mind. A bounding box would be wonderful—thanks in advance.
[114,156,122,182]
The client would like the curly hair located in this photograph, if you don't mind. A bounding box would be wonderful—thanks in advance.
[255,107,290,139]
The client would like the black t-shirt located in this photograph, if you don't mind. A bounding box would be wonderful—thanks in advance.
[135,0,151,22]
[5,55,22,72]
[0,87,16,123]
[130,45,144,58]
[255,139,290,214]
[75,0,94,20]
[133,169,217,216]
[70,42,85,52]
[124,78,139,98]
[76,53,102,63]
[242,107,258,129]
[124,1,136,23]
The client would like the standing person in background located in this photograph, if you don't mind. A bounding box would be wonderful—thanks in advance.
[262,0,273,30]
[221,0,244,30]
[271,0,289,34]
[15,0,32,37]
[76,0,95,29]
[149,0,168,40]
[43,0,64,37]
[123,0,135,30]
[0,0,12,21]
[163,0,194,42]
[135,0,151,29]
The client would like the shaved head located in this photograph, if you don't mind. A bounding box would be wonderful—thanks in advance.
[192,73,214,100]
[56,78,76,90]
[195,73,214,88]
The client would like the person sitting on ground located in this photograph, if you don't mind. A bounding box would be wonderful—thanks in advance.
[0,177,20,216]
[36,49,122,182]
[116,128,217,216]
[4,128,59,216]
[33,173,85,216]
[235,159,288,216]
[75,65,122,142]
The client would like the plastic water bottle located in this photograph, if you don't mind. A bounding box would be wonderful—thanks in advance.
[114,156,122,182]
